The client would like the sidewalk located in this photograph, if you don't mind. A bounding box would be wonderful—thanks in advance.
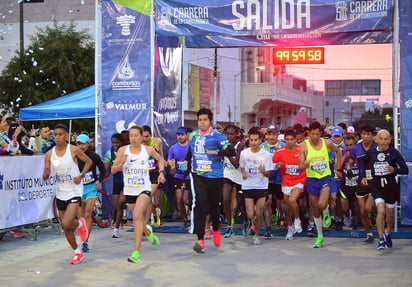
[0,224,411,287]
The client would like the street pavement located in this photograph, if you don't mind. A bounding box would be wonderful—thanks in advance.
[0,223,411,287]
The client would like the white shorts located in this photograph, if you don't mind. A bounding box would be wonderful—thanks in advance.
[282,183,304,196]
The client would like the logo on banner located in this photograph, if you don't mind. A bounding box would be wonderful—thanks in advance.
[105,101,148,111]
[335,1,388,21]
[116,120,137,133]
[405,100,412,109]
[112,56,141,90]
[169,6,209,25]
[116,14,136,36]
[160,7,172,25]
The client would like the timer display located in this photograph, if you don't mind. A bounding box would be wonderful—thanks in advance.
[273,47,325,64]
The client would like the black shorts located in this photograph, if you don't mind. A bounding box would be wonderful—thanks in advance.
[243,189,267,202]
[268,183,283,200]
[150,172,160,185]
[56,197,81,211]
[339,186,357,201]
[124,191,151,204]
[355,183,372,198]
[370,177,399,205]
[113,181,124,195]
[223,178,241,192]
[173,178,191,191]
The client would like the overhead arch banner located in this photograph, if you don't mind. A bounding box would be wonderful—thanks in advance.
[156,0,394,47]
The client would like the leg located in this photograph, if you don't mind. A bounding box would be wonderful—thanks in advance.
[130,194,152,252]
[223,182,234,226]
[60,203,80,250]
[83,197,96,241]
[175,188,188,222]
[254,197,266,235]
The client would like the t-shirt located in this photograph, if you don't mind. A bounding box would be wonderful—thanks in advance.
[168,142,190,180]
[272,145,306,187]
[240,147,273,190]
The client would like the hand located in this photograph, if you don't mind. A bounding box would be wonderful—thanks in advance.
[157,172,166,184]
[73,175,82,185]
[206,150,219,155]
[95,180,101,191]
[361,178,368,186]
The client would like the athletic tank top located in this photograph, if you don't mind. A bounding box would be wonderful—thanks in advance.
[123,145,152,196]
[305,138,331,179]
[51,144,83,200]
[223,141,243,184]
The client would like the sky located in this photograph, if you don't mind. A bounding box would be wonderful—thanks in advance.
[286,43,394,105]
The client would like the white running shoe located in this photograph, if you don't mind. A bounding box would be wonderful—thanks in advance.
[285,226,295,240]
[294,218,303,233]
[112,228,120,238]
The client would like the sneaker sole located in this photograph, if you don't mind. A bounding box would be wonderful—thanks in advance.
[127,257,140,263]
[193,244,205,253]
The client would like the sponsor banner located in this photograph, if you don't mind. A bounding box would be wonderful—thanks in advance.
[400,0,412,225]
[0,155,55,230]
[156,0,394,46]
[153,44,183,157]
[100,0,152,156]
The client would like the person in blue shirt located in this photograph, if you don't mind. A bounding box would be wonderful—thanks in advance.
[184,108,235,254]
[361,129,409,250]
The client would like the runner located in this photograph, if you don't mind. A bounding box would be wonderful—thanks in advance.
[240,128,273,245]
[111,125,166,263]
[185,108,235,253]
[273,129,306,240]
[361,129,408,249]
[299,121,342,248]
[76,134,106,252]
[42,124,92,264]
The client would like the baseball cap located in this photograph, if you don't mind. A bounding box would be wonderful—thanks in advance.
[176,127,187,134]
[332,126,343,137]
[76,134,90,143]
[267,125,278,134]
[347,126,355,134]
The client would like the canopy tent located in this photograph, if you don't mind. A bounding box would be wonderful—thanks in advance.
[19,85,95,121]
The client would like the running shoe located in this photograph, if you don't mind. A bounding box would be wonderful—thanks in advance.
[224,227,235,238]
[294,218,303,233]
[253,235,261,245]
[70,252,84,264]
[146,225,160,247]
[351,228,359,238]
[343,214,352,227]
[285,226,295,240]
[154,208,161,228]
[204,229,211,240]
[243,220,251,236]
[263,229,272,239]
[82,242,90,252]
[307,224,316,237]
[250,225,256,236]
[213,230,221,247]
[271,212,278,225]
[9,231,24,238]
[377,238,387,250]
[322,213,332,228]
[335,220,343,232]
[184,221,191,228]
[384,232,392,248]
[313,236,324,248]
[364,234,375,244]
[77,217,89,242]
[112,228,120,238]
[193,240,206,253]
[128,250,140,263]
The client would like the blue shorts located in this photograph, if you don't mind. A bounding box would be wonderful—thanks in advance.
[329,180,340,194]
[306,176,332,197]
[82,184,98,201]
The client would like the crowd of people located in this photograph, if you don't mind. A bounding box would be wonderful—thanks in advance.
[1,108,409,264]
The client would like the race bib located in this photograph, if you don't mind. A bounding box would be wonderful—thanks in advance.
[374,162,389,176]
[195,159,212,172]
[285,164,300,175]
[127,177,145,187]
[310,161,327,172]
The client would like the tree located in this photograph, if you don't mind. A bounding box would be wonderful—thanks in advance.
[0,21,94,132]
[352,108,394,133]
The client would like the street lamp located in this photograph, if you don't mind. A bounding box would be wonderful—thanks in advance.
[233,65,265,126]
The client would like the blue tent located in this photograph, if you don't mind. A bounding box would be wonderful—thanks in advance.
[19,85,95,121]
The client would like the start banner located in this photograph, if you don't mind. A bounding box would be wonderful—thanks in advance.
[0,155,55,230]
[156,0,394,47]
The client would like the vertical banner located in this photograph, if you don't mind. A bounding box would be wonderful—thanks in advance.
[153,43,183,157]
[400,0,412,225]
[100,0,152,157]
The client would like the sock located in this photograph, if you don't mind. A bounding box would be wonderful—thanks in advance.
[74,248,81,254]
[314,216,323,237]
[367,232,373,236]
[323,204,330,215]
[231,218,235,226]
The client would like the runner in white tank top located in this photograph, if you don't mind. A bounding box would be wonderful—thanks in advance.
[43,124,92,264]
[111,125,166,263]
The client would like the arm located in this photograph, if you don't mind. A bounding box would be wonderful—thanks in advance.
[148,146,166,184]
[328,141,342,177]
[111,146,127,174]
[227,142,244,169]
[298,141,308,171]
[73,146,92,185]
[42,150,52,179]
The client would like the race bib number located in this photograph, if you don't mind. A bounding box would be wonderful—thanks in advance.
[127,177,145,187]
[177,161,187,171]
[374,162,389,176]
[248,167,260,176]
[82,171,94,184]
[285,164,300,175]
[195,159,212,172]
[224,162,235,170]
[310,161,327,172]
[148,158,156,171]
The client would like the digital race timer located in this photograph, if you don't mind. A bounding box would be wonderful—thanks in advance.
[273,47,325,64]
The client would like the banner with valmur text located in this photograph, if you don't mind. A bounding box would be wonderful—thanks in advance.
[100,0,152,156]
[156,0,394,47]
[0,155,55,230]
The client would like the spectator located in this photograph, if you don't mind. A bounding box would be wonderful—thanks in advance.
[0,115,19,155]
[29,124,54,154]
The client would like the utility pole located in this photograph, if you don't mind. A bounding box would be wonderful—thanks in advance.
[213,48,218,124]
[19,1,24,55]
